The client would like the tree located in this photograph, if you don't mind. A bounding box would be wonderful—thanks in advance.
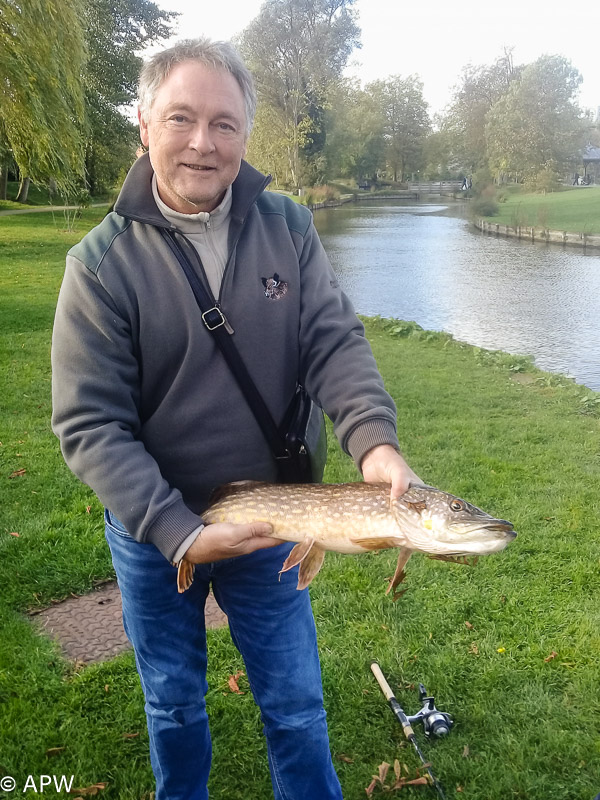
[443,49,518,174]
[486,55,584,184]
[82,0,177,194]
[324,79,385,184]
[368,75,430,182]
[239,0,360,188]
[0,0,87,201]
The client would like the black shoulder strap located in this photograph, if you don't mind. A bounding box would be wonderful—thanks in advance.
[161,228,291,462]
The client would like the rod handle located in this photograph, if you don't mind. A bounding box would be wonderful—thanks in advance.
[370,661,395,701]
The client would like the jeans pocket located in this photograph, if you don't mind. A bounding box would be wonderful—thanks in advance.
[104,509,132,538]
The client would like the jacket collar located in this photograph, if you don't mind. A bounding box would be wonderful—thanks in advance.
[114,152,271,227]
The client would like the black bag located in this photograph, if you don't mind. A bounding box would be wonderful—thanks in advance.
[279,385,327,483]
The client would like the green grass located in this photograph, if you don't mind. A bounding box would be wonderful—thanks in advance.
[485,185,600,233]
[1,213,600,799]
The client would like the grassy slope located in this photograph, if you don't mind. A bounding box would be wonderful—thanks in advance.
[485,186,600,233]
[1,212,599,799]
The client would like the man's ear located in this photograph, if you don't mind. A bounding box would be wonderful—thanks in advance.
[138,107,150,148]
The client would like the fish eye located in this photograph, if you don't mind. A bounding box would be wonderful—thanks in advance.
[450,500,465,512]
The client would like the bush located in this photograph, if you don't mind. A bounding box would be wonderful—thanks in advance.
[471,185,499,217]
[301,185,340,206]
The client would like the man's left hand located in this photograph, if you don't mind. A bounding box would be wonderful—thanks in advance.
[360,444,422,500]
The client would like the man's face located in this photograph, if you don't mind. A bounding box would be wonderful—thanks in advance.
[139,60,248,214]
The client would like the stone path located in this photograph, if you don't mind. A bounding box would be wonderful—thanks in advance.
[32,582,227,664]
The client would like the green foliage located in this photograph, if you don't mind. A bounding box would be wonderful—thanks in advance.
[81,0,177,194]
[486,55,584,182]
[0,0,87,190]
[239,0,360,188]
[367,76,431,183]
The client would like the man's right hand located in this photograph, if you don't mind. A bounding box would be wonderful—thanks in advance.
[184,521,279,564]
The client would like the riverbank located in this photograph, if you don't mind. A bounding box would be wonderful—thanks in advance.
[481,185,600,240]
[474,216,600,248]
[1,206,600,798]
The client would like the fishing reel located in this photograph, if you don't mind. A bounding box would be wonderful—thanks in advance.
[407,684,453,738]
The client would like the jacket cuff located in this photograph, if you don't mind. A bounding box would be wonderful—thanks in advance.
[144,500,205,562]
[345,419,399,471]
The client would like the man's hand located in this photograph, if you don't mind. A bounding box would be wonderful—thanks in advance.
[184,521,280,564]
[360,444,422,500]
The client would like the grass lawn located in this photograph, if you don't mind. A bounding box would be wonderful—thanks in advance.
[1,211,600,799]
[484,186,600,233]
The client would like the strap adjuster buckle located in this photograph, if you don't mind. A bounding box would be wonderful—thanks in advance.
[202,306,226,331]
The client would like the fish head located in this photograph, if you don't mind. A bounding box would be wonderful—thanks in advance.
[391,484,516,556]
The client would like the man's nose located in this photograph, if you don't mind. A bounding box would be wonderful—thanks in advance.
[189,123,215,154]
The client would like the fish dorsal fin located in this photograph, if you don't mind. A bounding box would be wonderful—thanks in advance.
[208,480,262,505]
[176,560,195,593]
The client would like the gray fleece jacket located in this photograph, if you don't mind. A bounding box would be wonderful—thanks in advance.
[51,154,399,561]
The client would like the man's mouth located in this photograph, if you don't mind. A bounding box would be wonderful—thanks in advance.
[183,164,216,171]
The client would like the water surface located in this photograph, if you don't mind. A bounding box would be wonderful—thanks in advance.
[314,201,600,391]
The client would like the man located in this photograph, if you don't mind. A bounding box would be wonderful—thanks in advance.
[52,38,419,800]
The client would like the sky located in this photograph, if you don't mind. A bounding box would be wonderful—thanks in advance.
[149,0,600,117]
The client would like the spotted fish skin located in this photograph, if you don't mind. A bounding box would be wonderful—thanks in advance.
[176,481,516,596]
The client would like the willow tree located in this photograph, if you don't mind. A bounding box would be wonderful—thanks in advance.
[0,0,86,201]
[239,0,360,189]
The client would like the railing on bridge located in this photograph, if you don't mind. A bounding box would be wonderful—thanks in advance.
[408,181,463,194]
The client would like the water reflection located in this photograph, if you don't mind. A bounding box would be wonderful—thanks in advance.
[314,201,600,390]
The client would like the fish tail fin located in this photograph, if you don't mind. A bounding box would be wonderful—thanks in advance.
[176,559,195,593]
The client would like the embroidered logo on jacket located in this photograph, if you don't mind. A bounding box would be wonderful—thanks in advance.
[261,273,288,300]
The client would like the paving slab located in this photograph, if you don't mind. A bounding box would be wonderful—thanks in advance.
[32,582,227,664]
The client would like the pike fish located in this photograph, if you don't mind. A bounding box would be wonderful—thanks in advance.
[176,481,516,598]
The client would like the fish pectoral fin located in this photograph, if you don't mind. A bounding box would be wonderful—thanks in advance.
[428,554,479,567]
[175,559,195,593]
[279,537,316,574]
[349,536,405,551]
[386,547,413,600]
[297,545,326,591]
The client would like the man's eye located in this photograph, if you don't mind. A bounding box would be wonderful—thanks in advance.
[217,122,235,131]
[170,115,187,124]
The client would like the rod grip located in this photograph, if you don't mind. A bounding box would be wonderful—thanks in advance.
[370,661,395,701]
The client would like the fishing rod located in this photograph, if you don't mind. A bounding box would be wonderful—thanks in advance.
[370,661,449,800]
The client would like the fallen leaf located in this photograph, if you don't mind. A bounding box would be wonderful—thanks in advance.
[365,778,377,797]
[104,685,109,693]
[46,747,66,757]
[9,468,26,478]
[405,777,430,786]
[121,733,139,739]
[469,642,479,655]
[465,621,474,630]
[86,506,92,514]
[69,783,107,795]
[393,760,401,780]
[462,745,470,758]
[337,754,354,764]
[228,670,245,694]
[456,785,464,793]
[9,532,20,537]
[377,761,390,784]
[544,651,558,662]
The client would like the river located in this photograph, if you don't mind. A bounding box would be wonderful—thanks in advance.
[313,200,600,392]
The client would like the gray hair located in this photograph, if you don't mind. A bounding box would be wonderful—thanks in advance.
[138,37,256,139]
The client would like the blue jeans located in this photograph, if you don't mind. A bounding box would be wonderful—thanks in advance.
[105,510,343,800]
